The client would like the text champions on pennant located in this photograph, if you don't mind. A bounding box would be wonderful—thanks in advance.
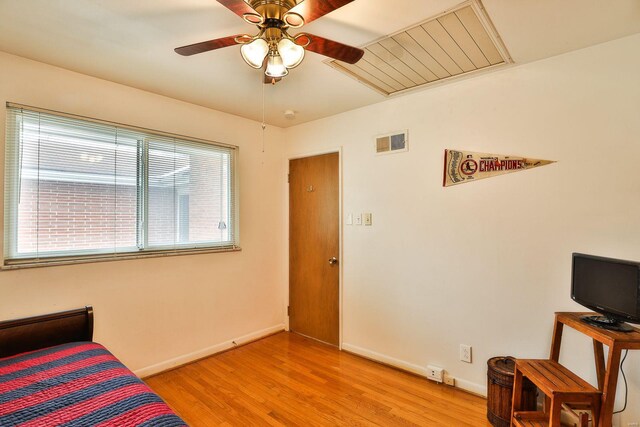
[443,149,555,187]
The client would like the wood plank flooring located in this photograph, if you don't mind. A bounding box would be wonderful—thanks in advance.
[145,332,491,426]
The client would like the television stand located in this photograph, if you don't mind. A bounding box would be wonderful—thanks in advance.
[581,315,635,332]
[550,312,640,427]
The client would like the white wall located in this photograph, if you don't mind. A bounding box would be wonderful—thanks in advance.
[0,52,286,376]
[284,34,640,424]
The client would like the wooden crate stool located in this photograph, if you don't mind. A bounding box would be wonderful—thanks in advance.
[511,359,601,427]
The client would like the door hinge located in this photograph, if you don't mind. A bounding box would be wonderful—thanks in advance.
[287,306,290,316]
[287,173,290,183]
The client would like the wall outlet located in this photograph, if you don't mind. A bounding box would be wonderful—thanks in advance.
[460,344,472,363]
[443,374,455,386]
[628,423,639,427]
[426,365,444,383]
[355,214,362,225]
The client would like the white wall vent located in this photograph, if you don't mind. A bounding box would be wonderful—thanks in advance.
[376,130,408,154]
[328,0,512,96]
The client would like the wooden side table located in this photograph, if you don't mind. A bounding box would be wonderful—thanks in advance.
[550,312,640,427]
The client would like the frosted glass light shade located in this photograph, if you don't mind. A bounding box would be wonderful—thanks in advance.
[240,38,269,69]
[277,38,305,69]
[265,53,289,78]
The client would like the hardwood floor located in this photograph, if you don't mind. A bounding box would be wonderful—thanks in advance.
[145,332,492,426]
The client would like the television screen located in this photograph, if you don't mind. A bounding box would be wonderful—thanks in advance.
[571,253,640,329]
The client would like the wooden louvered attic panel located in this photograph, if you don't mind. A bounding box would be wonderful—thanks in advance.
[328,0,511,96]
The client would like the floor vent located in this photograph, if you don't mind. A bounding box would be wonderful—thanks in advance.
[328,0,511,96]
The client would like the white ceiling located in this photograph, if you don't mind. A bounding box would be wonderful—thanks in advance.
[0,0,639,127]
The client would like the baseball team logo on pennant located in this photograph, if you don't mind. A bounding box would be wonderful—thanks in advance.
[443,149,555,187]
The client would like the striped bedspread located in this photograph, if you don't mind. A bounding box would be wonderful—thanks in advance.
[0,342,186,426]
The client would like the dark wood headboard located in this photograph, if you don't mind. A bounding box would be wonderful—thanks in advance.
[0,306,93,358]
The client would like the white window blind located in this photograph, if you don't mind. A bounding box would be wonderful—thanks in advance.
[4,104,238,266]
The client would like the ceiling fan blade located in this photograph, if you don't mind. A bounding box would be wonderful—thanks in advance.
[302,33,364,64]
[286,0,354,26]
[175,35,243,56]
[216,0,262,22]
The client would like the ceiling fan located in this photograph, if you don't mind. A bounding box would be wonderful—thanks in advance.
[174,0,365,83]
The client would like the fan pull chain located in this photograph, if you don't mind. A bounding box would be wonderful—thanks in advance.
[261,74,266,154]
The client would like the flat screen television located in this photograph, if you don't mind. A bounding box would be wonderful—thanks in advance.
[571,253,640,332]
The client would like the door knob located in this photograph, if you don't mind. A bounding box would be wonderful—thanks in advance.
[328,257,338,265]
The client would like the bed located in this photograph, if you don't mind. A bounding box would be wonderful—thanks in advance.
[0,307,187,426]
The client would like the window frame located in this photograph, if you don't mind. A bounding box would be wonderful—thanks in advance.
[3,103,240,269]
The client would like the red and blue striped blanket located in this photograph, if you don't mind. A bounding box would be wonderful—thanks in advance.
[0,342,186,426]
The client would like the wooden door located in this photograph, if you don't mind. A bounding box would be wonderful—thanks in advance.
[289,153,339,346]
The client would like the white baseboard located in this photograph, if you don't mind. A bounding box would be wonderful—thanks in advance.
[453,377,487,397]
[341,342,486,397]
[135,324,285,378]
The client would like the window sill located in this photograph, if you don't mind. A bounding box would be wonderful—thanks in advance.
[2,246,242,270]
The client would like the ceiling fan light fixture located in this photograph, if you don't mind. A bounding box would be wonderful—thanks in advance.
[240,38,269,68]
[265,52,289,78]
[278,38,305,69]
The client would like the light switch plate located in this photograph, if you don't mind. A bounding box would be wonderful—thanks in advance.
[355,214,362,225]
[346,213,353,225]
[363,213,372,226]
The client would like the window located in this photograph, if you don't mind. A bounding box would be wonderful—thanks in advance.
[4,104,238,266]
